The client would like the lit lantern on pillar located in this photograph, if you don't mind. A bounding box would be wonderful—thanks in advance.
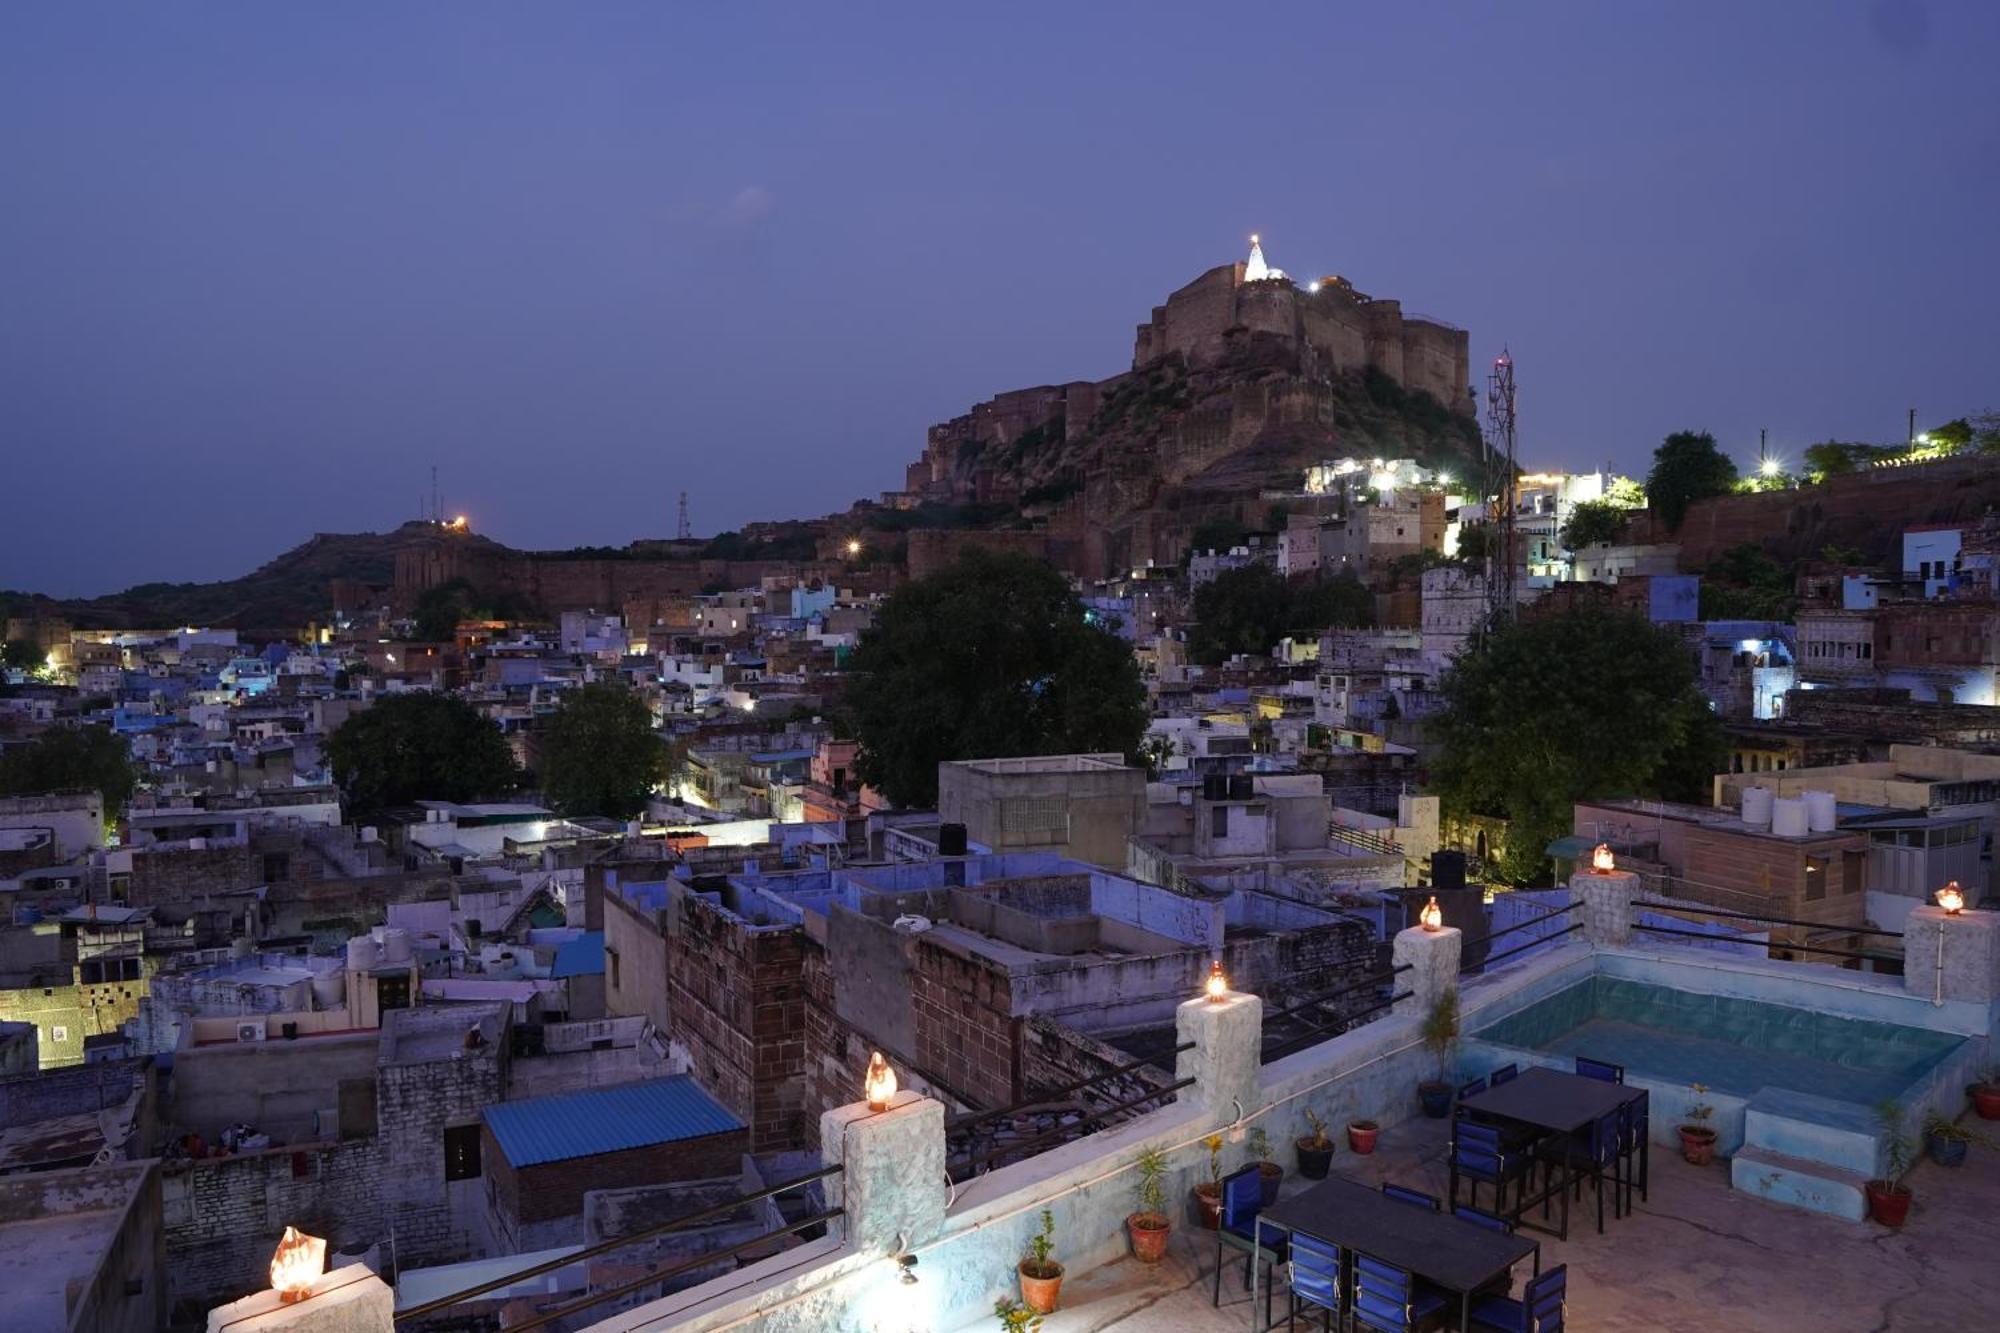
[1205,959,1228,1003]
[1936,881,1965,915]
[1420,896,1444,932]
[864,1051,897,1111]
[269,1225,326,1304]
[1592,844,1616,873]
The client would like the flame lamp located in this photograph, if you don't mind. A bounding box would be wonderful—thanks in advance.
[1420,896,1444,932]
[269,1225,326,1304]
[1205,959,1228,1003]
[864,1051,897,1111]
[1936,881,1965,915]
[1592,844,1616,873]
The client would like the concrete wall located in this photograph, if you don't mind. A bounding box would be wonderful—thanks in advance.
[166,1032,378,1148]
[937,757,1147,870]
[0,1161,164,1333]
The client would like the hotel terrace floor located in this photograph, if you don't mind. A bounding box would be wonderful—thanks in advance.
[986,1112,2000,1332]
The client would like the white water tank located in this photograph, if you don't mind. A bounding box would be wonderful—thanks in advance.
[346,936,376,971]
[1804,790,1837,833]
[379,928,413,965]
[311,969,346,1010]
[1771,797,1810,838]
[1741,787,1774,827]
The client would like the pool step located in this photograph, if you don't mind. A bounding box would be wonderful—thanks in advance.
[1740,1088,1881,1177]
[1729,1145,1869,1221]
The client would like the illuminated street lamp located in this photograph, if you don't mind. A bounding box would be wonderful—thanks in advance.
[1759,458,1780,478]
[845,538,863,558]
[864,1051,897,1111]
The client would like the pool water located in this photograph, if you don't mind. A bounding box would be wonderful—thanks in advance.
[1473,976,1963,1103]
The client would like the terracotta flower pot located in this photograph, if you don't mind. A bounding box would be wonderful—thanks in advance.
[1193,1182,1223,1230]
[1347,1121,1379,1155]
[1127,1211,1171,1264]
[1018,1261,1064,1314]
[1865,1180,1912,1227]
[1296,1136,1335,1179]
[1972,1084,2000,1121]
[1678,1125,1717,1166]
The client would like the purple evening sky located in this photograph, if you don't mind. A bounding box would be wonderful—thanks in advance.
[2,1,1996,596]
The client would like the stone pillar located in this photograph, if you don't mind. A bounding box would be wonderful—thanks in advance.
[206,1267,394,1333]
[1570,869,1639,948]
[820,1091,947,1254]
[1902,906,2000,1007]
[1391,925,1461,1018]
[1175,988,1262,1118]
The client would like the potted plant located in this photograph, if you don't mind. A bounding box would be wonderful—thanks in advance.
[1192,1133,1225,1229]
[1126,1145,1172,1263]
[993,1297,1043,1333]
[1865,1101,1914,1227]
[1417,988,1460,1119]
[1016,1208,1063,1314]
[1922,1111,1992,1167]
[1296,1108,1335,1179]
[1347,1117,1380,1155]
[1678,1084,1718,1165]
[1247,1126,1284,1204]
[1969,1068,2000,1120]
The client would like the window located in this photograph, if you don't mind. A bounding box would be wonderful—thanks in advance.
[262,853,291,883]
[1803,856,1827,901]
[376,974,412,1012]
[1211,804,1230,839]
[444,1123,481,1181]
[51,1025,69,1044]
[606,947,621,990]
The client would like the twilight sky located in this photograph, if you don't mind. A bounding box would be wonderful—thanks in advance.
[4,1,1997,596]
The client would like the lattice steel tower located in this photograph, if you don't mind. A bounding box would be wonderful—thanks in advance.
[1483,349,1519,627]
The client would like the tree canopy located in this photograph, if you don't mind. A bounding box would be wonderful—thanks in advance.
[1558,500,1629,551]
[1188,566,1373,665]
[1429,604,1724,883]
[1645,431,1738,531]
[538,681,664,819]
[2,639,42,671]
[0,725,139,819]
[844,549,1147,808]
[326,692,519,817]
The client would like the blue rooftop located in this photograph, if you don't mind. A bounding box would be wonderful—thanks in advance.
[550,931,604,978]
[483,1076,743,1167]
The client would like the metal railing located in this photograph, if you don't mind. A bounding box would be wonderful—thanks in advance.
[1632,923,1899,967]
[1261,964,1412,1028]
[1262,988,1415,1063]
[392,1162,843,1323]
[1455,901,1580,965]
[944,1043,1193,1141]
[948,1075,1196,1182]
[1631,899,1901,940]
[1477,921,1585,971]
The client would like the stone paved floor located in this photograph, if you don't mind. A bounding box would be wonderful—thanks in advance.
[981,1113,2000,1331]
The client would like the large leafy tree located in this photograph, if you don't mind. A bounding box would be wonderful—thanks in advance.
[0,725,139,819]
[1558,500,1629,551]
[1430,604,1724,883]
[1645,431,1738,531]
[2,639,43,671]
[326,692,519,816]
[845,549,1147,807]
[538,682,664,819]
[1188,566,1373,664]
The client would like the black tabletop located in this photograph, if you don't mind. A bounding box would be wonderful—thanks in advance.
[1461,1066,1644,1134]
[1260,1174,1537,1294]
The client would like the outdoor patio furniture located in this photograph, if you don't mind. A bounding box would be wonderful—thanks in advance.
[1469,1263,1567,1332]
[1451,1203,1515,1234]
[1489,1063,1520,1086]
[1573,1056,1624,1084]
[1354,1254,1450,1332]
[1539,1109,1622,1235]
[1216,1164,1287,1323]
[1459,1074,1489,1100]
[1287,1230,1344,1332]
[1382,1182,1443,1212]
[1616,1097,1649,1209]
[1458,1067,1649,1242]
[1449,1119,1528,1217]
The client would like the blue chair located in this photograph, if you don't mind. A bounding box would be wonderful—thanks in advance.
[1215,1165,1287,1321]
[1470,1264,1566,1332]
[1352,1254,1447,1333]
[1616,1096,1648,1211]
[1459,1074,1489,1100]
[1381,1182,1442,1212]
[1541,1110,1622,1234]
[1287,1231,1343,1331]
[1450,1119,1525,1217]
[1490,1063,1520,1085]
[1452,1202,1515,1234]
[1574,1056,1624,1084]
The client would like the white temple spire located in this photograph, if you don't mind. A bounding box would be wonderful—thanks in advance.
[1243,233,1285,283]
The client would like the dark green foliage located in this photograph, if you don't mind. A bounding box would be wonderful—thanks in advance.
[1802,441,1895,478]
[860,502,1018,535]
[844,550,1147,808]
[0,725,139,819]
[538,682,664,819]
[1454,524,1493,567]
[2,639,41,670]
[407,578,534,640]
[1646,431,1738,531]
[699,529,823,561]
[1559,500,1629,551]
[1700,543,1795,621]
[326,693,520,817]
[1185,517,1249,562]
[1430,605,1725,884]
[1188,566,1373,665]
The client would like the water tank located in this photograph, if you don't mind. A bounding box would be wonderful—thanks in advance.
[1771,797,1810,838]
[1741,787,1774,827]
[1804,790,1837,833]
[230,936,253,960]
[379,928,413,965]
[345,936,376,971]
[937,823,968,856]
[310,969,346,1010]
[1228,773,1255,800]
[1431,850,1467,893]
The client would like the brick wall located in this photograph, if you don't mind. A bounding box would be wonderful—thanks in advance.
[482,1127,748,1247]
[377,1044,505,1267]
[909,943,1018,1109]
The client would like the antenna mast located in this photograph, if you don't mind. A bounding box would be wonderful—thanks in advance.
[1484,350,1518,627]
[677,491,691,541]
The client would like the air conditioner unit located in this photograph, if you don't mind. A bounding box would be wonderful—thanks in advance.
[235,1019,266,1043]
[311,1106,339,1139]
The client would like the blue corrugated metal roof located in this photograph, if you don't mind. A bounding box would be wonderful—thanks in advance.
[484,1077,742,1167]
[550,931,604,979]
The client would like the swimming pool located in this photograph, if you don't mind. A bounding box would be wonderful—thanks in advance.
[1471,975,1965,1104]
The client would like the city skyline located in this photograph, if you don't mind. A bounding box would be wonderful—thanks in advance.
[5,1,1999,596]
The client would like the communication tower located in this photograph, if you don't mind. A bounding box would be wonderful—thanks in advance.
[1483,350,1519,627]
